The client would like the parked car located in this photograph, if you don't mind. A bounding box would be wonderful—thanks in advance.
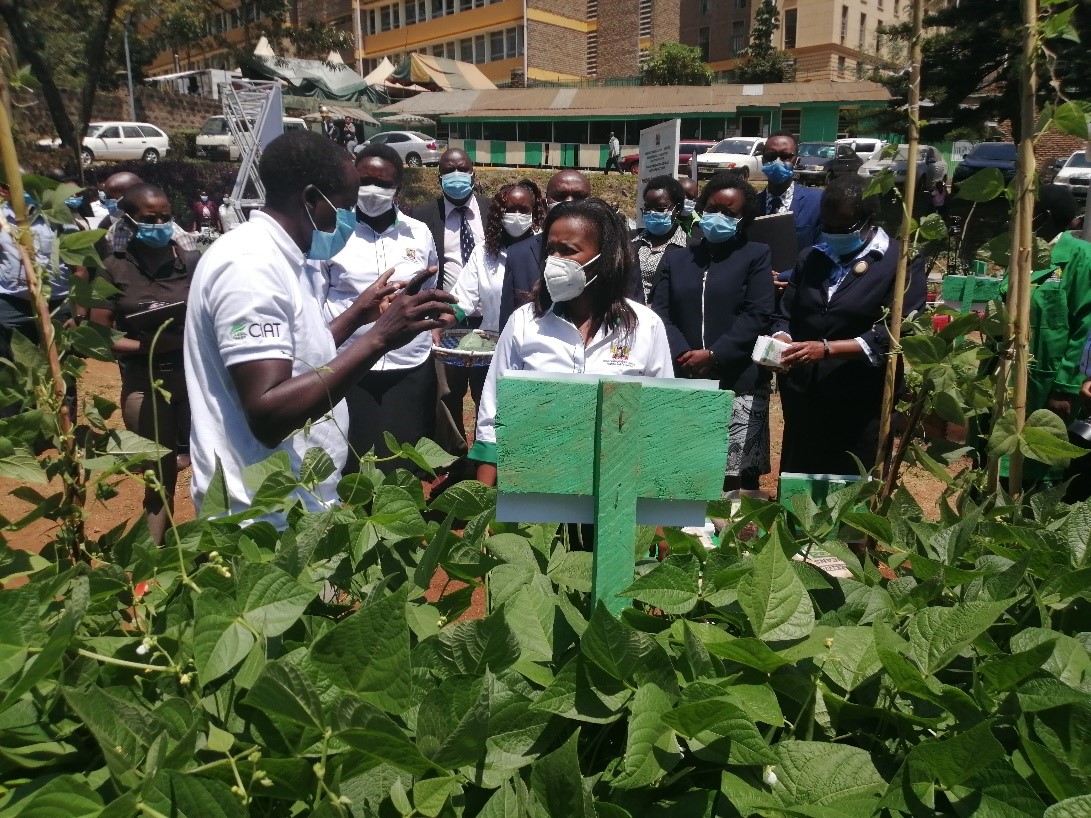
[835,137,888,164]
[79,122,170,166]
[358,131,445,166]
[619,140,717,176]
[794,141,864,185]
[859,144,948,190]
[952,141,1018,185]
[694,136,766,180]
[1053,150,1091,200]
[196,115,307,161]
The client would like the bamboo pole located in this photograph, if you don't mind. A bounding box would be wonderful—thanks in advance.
[875,0,923,483]
[0,79,85,560]
[1006,0,1039,499]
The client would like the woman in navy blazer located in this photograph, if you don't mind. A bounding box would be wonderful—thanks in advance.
[651,173,775,491]
[774,175,927,475]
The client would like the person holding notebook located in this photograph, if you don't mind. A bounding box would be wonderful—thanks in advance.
[89,183,198,544]
[650,172,775,493]
[756,131,822,292]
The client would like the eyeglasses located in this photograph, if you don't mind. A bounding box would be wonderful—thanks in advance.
[819,216,870,235]
[762,151,797,163]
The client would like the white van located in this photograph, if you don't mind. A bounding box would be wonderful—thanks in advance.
[835,137,888,164]
[196,115,306,161]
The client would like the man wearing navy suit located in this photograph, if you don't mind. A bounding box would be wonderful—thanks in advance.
[409,149,490,457]
[498,169,591,330]
[757,132,823,292]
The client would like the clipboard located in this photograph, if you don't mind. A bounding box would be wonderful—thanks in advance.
[125,301,187,334]
[748,212,799,273]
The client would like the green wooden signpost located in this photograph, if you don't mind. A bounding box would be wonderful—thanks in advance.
[494,372,732,614]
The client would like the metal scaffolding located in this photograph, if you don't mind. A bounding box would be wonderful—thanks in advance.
[220,79,281,224]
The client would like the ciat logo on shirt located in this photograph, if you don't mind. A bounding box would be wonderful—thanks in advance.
[229,321,282,340]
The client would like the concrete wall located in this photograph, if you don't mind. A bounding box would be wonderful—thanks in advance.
[14,86,224,143]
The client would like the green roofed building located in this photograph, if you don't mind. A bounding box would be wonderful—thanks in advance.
[375,81,891,169]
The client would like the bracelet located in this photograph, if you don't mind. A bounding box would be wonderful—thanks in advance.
[822,339,830,359]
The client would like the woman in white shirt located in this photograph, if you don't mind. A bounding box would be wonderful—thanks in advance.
[448,181,544,334]
[470,197,675,486]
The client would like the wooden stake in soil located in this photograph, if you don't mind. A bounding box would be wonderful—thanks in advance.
[0,82,87,560]
[875,0,924,488]
[1006,0,1039,499]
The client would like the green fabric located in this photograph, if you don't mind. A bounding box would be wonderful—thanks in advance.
[993,267,1067,483]
[1050,232,1091,396]
[1027,272,1068,411]
[468,440,497,464]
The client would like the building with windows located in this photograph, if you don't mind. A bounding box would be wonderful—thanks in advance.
[680,0,908,83]
[145,0,686,86]
[145,1,357,76]
[358,0,683,84]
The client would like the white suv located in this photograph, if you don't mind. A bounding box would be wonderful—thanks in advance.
[835,137,888,164]
[81,122,170,166]
[1053,150,1090,200]
[694,136,767,180]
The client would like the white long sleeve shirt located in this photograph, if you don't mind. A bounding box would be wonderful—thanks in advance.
[469,299,675,462]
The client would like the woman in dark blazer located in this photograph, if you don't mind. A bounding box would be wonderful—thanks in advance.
[774,175,927,475]
[651,172,774,491]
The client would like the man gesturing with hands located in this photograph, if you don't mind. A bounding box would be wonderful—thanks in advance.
[185,130,454,523]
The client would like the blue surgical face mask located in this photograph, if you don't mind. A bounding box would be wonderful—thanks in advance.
[103,198,119,215]
[643,210,675,236]
[133,222,174,248]
[200,195,209,202]
[307,190,356,261]
[762,159,795,186]
[65,196,84,209]
[682,198,696,217]
[821,229,867,258]
[700,212,739,243]
[440,170,474,202]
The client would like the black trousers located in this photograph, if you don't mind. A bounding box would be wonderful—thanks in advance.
[345,358,436,475]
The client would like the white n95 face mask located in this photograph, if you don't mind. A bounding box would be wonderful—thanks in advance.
[543,253,600,303]
[501,212,533,237]
[357,184,396,217]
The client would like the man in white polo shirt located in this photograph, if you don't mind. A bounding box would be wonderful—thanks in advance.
[323,143,440,473]
[185,130,453,522]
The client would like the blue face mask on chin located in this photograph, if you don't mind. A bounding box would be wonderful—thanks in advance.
[440,170,474,202]
[65,196,84,210]
[762,159,795,186]
[134,222,174,248]
[821,229,867,259]
[308,192,356,261]
[102,198,119,215]
[700,212,740,243]
[643,211,675,236]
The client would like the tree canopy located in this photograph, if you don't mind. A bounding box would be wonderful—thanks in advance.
[641,42,713,86]
[873,0,1091,141]
[731,0,796,84]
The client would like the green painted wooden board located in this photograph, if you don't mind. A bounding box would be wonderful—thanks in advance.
[494,372,732,613]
